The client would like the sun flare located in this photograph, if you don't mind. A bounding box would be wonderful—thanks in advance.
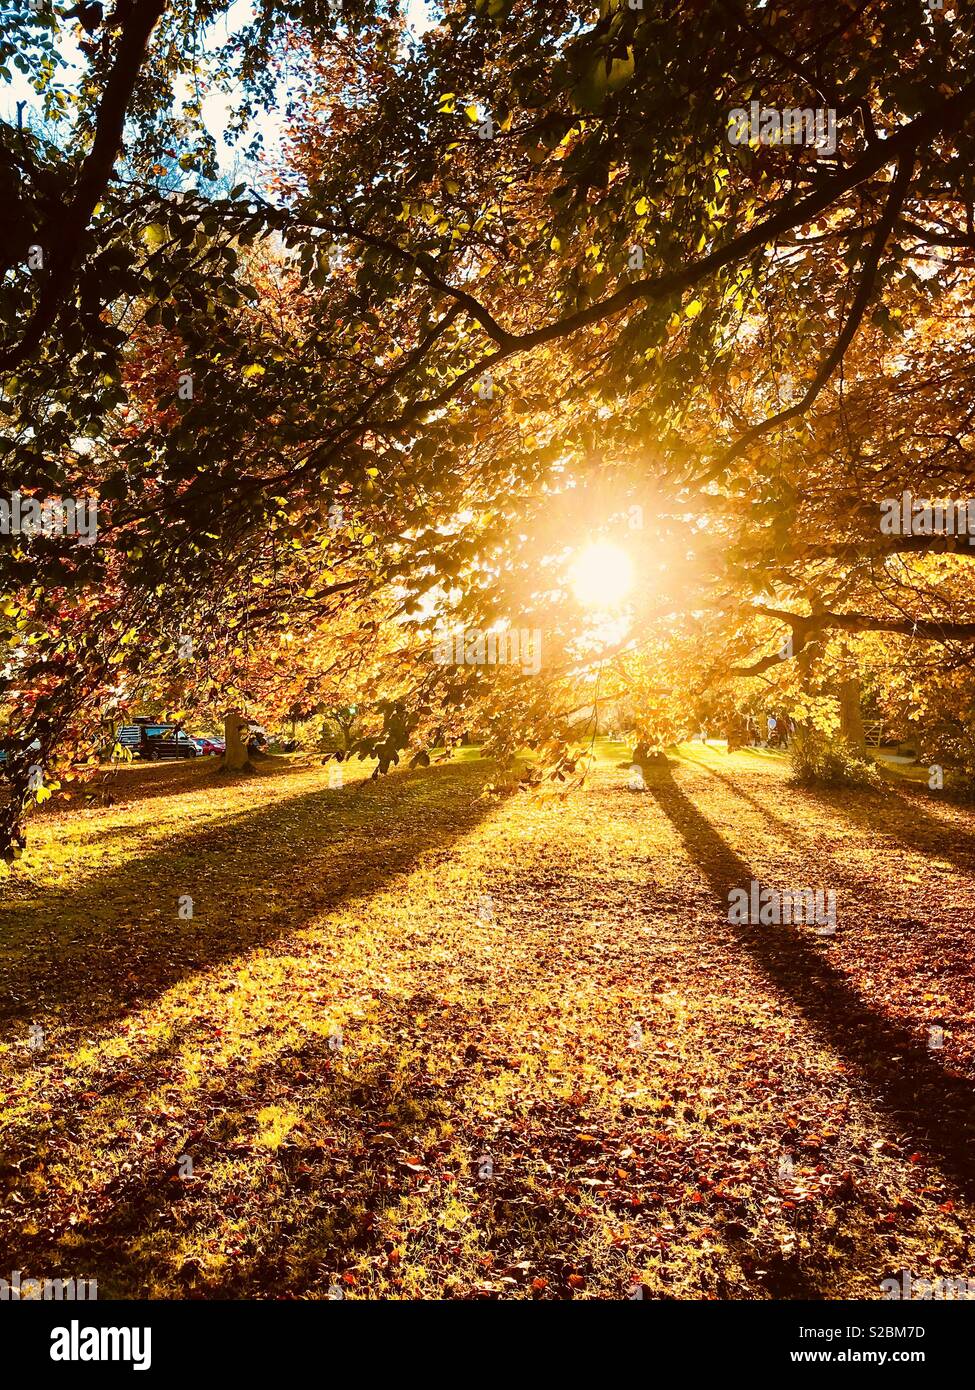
[569,542,635,609]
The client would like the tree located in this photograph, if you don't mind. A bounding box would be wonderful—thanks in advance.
[222,709,250,771]
[7,0,975,855]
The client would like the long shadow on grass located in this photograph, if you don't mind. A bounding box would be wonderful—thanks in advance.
[735,746,975,879]
[804,780,975,881]
[679,749,973,906]
[0,760,496,1034]
[683,750,975,940]
[43,753,306,819]
[645,759,975,1202]
[675,749,812,853]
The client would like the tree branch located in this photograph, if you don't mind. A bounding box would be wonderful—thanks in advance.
[709,150,916,475]
[731,603,975,676]
[0,0,167,368]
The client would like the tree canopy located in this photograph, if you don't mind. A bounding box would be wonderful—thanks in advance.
[4,0,975,852]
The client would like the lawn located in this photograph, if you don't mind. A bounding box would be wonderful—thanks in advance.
[0,744,973,1299]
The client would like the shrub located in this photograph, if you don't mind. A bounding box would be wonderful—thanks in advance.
[789,727,883,790]
[938,768,975,801]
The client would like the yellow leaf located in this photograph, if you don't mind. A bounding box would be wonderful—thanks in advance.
[141,223,166,251]
[607,48,635,93]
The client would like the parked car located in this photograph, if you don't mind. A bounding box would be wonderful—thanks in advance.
[116,723,199,760]
[192,734,225,756]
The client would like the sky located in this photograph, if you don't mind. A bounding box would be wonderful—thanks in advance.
[4,0,437,172]
[194,0,438,175]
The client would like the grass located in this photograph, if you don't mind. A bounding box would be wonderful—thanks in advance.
[0,742,973,1299]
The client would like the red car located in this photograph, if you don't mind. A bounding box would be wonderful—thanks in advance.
[192,735,225,756]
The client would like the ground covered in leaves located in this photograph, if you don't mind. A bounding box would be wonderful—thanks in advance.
[0,742,973,1299]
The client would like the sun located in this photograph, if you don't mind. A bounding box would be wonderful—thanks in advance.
[569,542,635,609]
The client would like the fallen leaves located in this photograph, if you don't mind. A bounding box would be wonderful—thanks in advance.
[0,748,973,1298]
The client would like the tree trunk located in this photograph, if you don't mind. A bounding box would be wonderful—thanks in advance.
[839,675,866,749]
[0,780,27,863]
[222,710,250,771]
